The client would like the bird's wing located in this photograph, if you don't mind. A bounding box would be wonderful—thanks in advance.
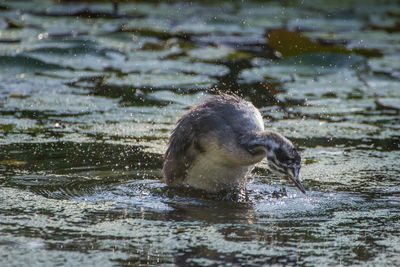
[162,110,203,186]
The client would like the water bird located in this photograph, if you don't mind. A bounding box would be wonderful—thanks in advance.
[163,94,305,194]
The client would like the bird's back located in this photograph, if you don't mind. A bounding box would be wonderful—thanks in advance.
[198,94,264,134]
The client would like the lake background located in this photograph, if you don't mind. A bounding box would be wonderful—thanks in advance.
[0,0,399,266]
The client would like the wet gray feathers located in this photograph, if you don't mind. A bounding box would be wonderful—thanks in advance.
[163,94,261,186]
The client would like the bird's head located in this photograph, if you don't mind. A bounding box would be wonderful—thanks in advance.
[245,131,305,194]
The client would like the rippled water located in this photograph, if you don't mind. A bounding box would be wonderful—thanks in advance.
[1,0,400,266]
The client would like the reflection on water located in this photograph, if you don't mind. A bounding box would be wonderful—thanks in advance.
[1,0,400,266]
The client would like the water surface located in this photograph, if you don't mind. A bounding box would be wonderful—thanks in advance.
[0,0,399,266]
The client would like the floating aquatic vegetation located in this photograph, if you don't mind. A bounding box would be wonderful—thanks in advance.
[0,0,399,266]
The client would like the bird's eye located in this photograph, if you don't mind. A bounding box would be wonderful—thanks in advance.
[274,148,290,162]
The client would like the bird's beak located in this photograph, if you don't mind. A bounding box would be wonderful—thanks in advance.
[287,171,306,194]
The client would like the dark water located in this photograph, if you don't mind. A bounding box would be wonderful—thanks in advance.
[1,0,400,266]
